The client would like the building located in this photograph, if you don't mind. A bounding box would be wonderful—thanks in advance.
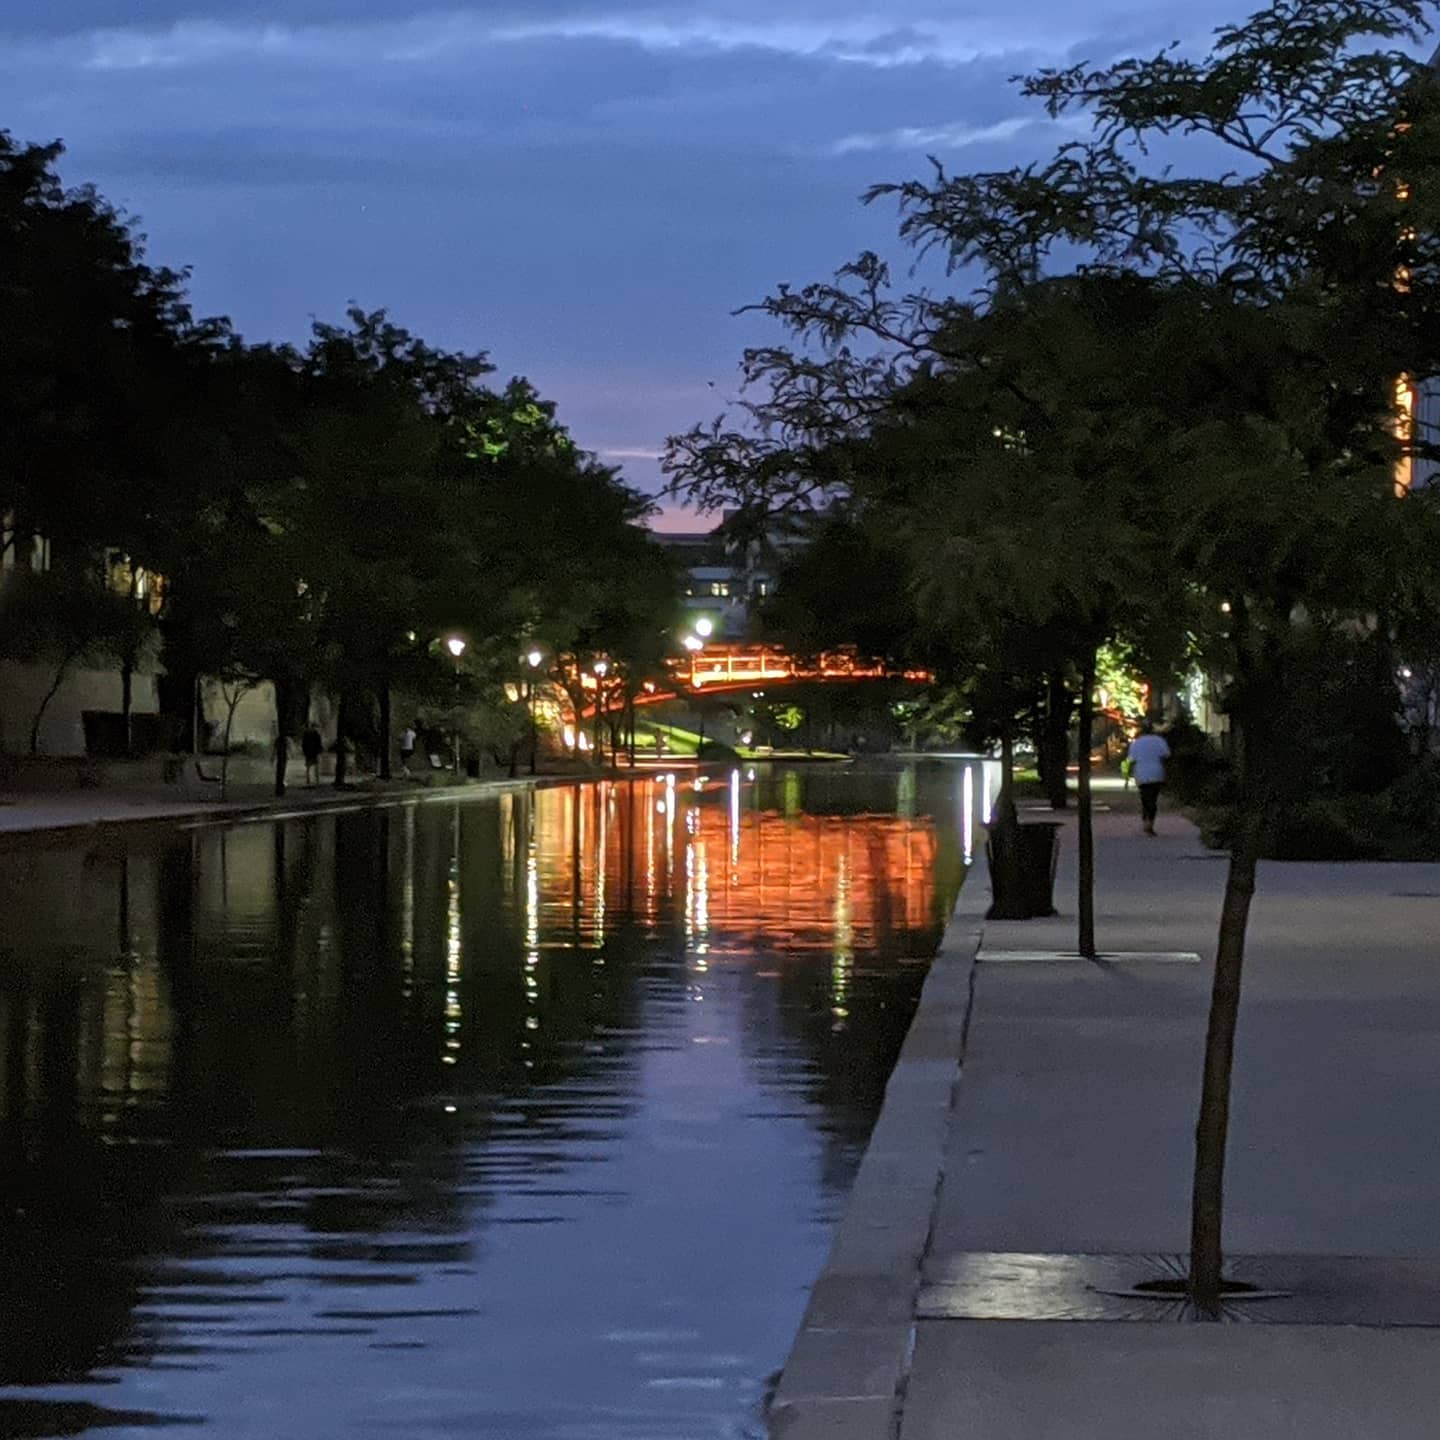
[658,526,776,641]
[0,527,167,757]
[657,512,814,642]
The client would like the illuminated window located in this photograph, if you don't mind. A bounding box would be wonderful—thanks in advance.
[710,582,730,597]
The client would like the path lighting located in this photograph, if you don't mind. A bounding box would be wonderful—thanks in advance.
[525,649,544,775]
[446,636,466,774]
[593,661,609,766]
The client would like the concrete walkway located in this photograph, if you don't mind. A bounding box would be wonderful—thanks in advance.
[0,768,587,837]
[770,797,1440,1439]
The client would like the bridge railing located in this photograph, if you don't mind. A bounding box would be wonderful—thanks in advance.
[661,645,923,691]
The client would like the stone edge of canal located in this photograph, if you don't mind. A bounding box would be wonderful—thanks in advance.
[764,848,992,1440]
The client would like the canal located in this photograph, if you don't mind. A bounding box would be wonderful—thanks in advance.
[0,760,977,1439]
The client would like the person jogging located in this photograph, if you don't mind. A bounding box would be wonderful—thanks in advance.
[1126,720,1171,837]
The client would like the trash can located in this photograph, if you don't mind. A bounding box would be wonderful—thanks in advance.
[1017,821,1061,917]
[987,821,1061,919]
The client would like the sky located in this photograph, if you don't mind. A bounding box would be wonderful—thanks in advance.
[3,0,1263,528]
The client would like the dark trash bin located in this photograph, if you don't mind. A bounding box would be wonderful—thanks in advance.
[986,820,1061,919]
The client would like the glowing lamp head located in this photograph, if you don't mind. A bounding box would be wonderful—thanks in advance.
[594,660,609,678]
[695,617,714,638]
[526,649,543,669]
[446,636,467,659]
[682,635,703,653]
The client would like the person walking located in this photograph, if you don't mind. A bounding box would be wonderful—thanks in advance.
[301,723,324,787]
[399,724,418,779]
[1127,719,1171,836]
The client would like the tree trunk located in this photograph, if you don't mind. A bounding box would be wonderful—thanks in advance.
[378,682,392,782]
[272,678,292,798]
[121,657,135,758]
[1043,671,1072,809]
[1076,644,1097,959]
[30,653,77,755]
[121,568,139,757]
[220,691,243,801]
[1189,802,1263,1313]
[333,694,350,789]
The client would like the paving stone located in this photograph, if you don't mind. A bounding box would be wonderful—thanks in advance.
[767,1397,896,1440]
[771,1325,911,1405]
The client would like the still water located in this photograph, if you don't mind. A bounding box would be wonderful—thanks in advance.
[0,761,974,1440]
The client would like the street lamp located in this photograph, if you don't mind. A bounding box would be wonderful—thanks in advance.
[446,636,467,774]
[682,635,703,652]
[526,649,543,775]
[593,660,609,767]
[695,616,714,638]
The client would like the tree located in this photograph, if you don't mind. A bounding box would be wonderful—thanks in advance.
[0,133,229,568]
[865,0,1440,1310]
[667,0,1440,1314]
[0,565,150,755]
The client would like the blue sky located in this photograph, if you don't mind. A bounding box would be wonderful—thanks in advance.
[3,1,1260,524]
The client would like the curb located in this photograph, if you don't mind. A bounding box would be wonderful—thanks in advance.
[767,848,992,1440]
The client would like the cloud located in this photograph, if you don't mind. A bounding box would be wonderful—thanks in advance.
[831,115,1035,154]
[0,0,1255,501]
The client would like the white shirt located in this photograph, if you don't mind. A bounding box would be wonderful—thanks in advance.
[400,728,417,750]
[1127,733,1171,785]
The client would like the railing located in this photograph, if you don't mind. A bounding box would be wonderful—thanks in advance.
[662,645,929,692]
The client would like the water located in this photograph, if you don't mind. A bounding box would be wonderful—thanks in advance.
[0,760,973,1439]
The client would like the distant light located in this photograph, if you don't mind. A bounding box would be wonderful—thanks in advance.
[682,636,703,652]
[695,617,714,638]
[444,1104,457,1114]
[594,660,609,677]
[446,635,467,658]
[1219,602,1232,614]
[526,649,543,668]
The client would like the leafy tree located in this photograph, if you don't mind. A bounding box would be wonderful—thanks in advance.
[0,565,151,754]
[867,0,1440,1309]
[667,0,1440,1314]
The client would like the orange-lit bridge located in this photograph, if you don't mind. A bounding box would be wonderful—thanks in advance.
[648,644,929,705]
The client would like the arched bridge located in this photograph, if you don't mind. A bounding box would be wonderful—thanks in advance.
[648,644,929,705]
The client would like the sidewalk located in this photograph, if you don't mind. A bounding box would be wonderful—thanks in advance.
[770,799,1440,1439]
[0,766,582,838]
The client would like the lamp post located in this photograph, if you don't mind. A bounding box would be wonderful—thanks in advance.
[526,649,543,775]
[593,659,609,767]
[680,635,705,757]
[447,636,466,775]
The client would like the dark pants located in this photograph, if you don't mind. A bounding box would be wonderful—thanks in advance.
[1139,782,1163,827]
